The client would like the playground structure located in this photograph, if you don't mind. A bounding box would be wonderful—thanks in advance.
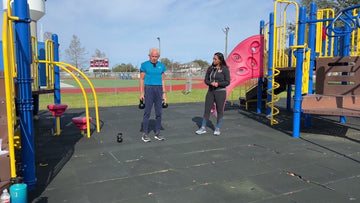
[0,0,100,192]
[0,0,360,197]
[227,1,360,138]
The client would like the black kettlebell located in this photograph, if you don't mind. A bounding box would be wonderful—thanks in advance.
[139,99,145,109]
[117,133,123,143]
[162,100,168,108]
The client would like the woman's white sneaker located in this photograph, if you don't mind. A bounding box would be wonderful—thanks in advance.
[195,128,207,134]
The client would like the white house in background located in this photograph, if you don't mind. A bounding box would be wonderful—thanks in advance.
[88,57,110,72]
[178,62,202,73]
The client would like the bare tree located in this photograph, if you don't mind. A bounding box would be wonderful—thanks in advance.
[65,35,88,69]
[92,48,106,58]
[43,31,53,41]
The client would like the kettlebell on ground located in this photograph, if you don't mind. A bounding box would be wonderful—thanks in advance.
[117,132,123,143]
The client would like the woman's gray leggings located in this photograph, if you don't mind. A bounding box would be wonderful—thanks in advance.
[202,89,226,128]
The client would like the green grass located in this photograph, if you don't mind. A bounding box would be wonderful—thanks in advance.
[39,88,289,110]
[61,78,199,88]
[40,78,210,110]
[39,89,213,110]
[40,79,288,110]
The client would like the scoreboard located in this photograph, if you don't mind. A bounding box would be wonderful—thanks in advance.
[90,57,109,69]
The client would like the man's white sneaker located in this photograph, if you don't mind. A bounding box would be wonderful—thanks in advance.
[142,134,151,142]
[154,134,165,141]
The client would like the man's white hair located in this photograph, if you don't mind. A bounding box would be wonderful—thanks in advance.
[149,48,160,55]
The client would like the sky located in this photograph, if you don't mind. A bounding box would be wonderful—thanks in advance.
[1,0,299,68]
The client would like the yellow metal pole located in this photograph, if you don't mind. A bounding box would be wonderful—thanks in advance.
[35,60,95,137]
[56,64,92,137]
[2,12,16,178]
[56,117,61,135]
[56,62,101,133]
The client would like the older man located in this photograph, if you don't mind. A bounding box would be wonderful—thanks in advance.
[139,48,167,142]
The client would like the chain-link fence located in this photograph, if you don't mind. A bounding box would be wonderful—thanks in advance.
[59,69,207,93]
[60,70,206,80]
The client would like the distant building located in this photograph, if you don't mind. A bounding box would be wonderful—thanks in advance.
[178,62,202,73]
[88,57,109,72]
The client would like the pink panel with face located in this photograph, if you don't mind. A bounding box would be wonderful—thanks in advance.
[225,35,264,99]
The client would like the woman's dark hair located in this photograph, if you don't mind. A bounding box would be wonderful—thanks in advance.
[214,52,227,67]
[207,52,227,72]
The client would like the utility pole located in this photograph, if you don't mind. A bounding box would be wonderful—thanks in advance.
[223,27,230,59]
[157,37,161,56]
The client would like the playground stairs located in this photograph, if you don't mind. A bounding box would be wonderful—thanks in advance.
[239,83,267,108]
[241,68,295,108]
[302,56,360,117]
[0,70,11,192]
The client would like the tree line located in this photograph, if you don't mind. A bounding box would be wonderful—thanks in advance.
[45,0,357,71]
[299,0,359,13]
[43,33,210,72]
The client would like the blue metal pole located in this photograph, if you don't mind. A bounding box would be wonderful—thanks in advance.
[304,2,317,128]
[308,2,316,95]
[339,12,351,124]
[339,30,345,56]
[342,23,351,55]
[14,0,37,189]
[287,33,294,111]
[267,12,274,116]
[52,34,60,104]
[333,36,338,56]
[327,32,332,56]
[257,20,265,114]
[52,34,61,131]
[293,7,307,138]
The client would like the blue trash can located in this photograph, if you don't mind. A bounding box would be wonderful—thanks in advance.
[10,183,27,203]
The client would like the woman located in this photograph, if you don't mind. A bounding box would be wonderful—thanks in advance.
[195,52,230,136]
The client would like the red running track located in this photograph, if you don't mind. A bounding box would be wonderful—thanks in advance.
[60,79,208,94]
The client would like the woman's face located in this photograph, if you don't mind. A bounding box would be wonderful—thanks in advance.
[213,55,220,66]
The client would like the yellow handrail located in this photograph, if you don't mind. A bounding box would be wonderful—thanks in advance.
[266,67,280,125]
[266,0,299,125]
[31,36,39,91]
[55,64,92,137]
[56,62,100,134]
[36,60,101,137]
[290,44,311,95]
[56,62,101,134]
[7,0,19,21]
[274,0,299,68]
[45,39,55,90]
[2,11,17,178]
[316,9,335,57]
[351,9,360,56]
[32,36,101,136]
